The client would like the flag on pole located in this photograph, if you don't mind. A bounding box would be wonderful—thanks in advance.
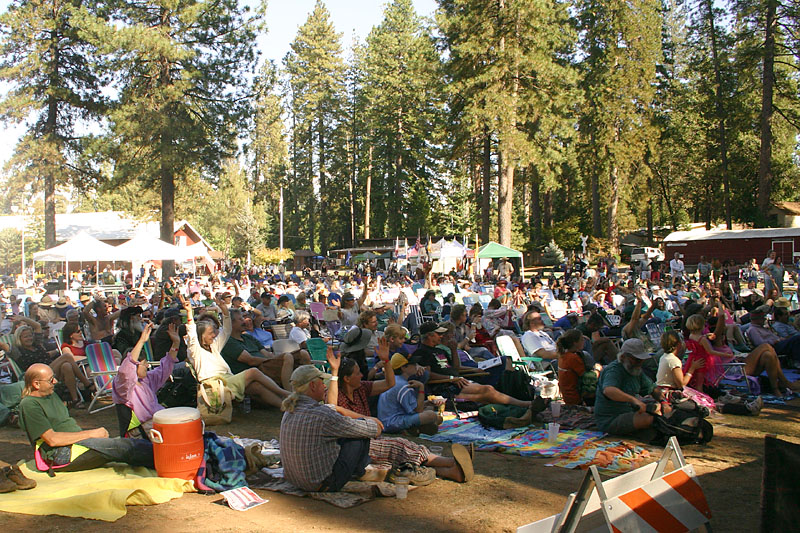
[345,250,351,266]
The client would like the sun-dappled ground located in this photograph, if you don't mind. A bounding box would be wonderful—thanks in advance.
[2,397,798,532]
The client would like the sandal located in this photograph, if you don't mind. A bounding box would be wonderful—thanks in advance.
[67,399,86,409]
[451,443,474,483]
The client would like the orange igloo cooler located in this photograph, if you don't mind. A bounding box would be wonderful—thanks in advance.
[149,407,204,480]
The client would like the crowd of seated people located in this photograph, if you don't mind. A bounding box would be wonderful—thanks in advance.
[1,249,798,492]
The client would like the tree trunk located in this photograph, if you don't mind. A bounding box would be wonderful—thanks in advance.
[308,125,315,250]
[318,117,327,255]
[160,162,175,279]
[646,173,654,246]
[44,29,59,250]
[497,150,514,247]
[608,164,619,254]
[520,167,529,227]
[591,133,602,237]
[543,189,553,229]
[481,130,491,244]
[365,142,373,239]
[757,0,777,224]
[530,165,542,244]
[703,0,732,229]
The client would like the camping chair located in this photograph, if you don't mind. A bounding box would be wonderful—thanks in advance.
[309,302,326,322]
[141,338,162,367]
[84,342,119,414]
[321,308,342,337]
[495,335,553,378]
[0,353,22,384]
[478,294,492,309]
[462,296,476,308]
[306,337,329,370]
[114,403,149,440]
[605,314,622,327]
[50,322,65,351]
[0,333,14,351]
[270,323,293,340]
[545,300,568,321]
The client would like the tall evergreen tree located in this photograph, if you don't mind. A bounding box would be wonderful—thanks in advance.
[0,0,107,247]
[438,0,576,247]
[100,0,258,275]
[285,0,346,255]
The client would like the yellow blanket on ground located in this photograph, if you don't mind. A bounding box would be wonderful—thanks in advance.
[0,462,194,521]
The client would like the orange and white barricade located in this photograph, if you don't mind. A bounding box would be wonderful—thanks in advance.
[518,437,712,533]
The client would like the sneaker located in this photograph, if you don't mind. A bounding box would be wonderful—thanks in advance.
[746,396,763,415]
[719,393,741,404]
[3,465,36,490]
[387,463,436,486]
[0,468,16,494]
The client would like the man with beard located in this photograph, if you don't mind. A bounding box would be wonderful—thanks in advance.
[113,306,145,357]
[594,339,663,436]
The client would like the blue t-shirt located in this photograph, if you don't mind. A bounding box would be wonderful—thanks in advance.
[245,328,273,348]
[377,375,418,432]
[594,360,654,432]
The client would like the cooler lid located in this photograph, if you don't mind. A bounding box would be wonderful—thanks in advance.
[152,406,201,425]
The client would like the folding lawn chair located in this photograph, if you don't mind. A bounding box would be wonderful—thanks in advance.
[85,342,119,414]
[496,335,553,378]
[478,294,492,309]
[306,337,329,370]
[309,302,326,322]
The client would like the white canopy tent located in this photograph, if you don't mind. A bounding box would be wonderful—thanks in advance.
[114,233,194,262]
[33,231,120,280]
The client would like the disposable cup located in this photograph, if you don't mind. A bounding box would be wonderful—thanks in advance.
[547,423,560,443]
[395,477,409,499]
[551,401,562,418]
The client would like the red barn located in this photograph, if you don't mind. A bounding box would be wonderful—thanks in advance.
[663,227,800,265]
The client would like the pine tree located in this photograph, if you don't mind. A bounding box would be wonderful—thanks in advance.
[100,0,258,275]
[577,0,663,251]
[542,239,565,266]
[360,0,445,238]
[285,0,347,254]
[438,0,577,247]
[0,0,107,247]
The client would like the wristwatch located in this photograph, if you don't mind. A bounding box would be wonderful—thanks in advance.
[449,375,454,381]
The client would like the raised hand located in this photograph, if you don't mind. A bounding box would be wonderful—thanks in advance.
[326,346,341,372]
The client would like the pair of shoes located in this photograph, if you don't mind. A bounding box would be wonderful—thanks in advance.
[719,393,741,404]
[451,443,474,483]
[746,396,763,415]
[0,465,36,492]
[387,463,436,486]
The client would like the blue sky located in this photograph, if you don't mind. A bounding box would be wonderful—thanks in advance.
[0,0,438,173]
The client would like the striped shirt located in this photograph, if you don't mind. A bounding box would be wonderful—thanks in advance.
[280,395,379,491]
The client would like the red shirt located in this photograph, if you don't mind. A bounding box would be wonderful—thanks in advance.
[558,351,585,405]
[338,380,374,416]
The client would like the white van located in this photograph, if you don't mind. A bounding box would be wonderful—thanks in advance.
[630,247,664,263]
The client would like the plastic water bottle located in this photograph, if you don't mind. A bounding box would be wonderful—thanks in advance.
[242,396,251,414]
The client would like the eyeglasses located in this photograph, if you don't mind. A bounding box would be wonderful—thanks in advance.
[36,376,56,384]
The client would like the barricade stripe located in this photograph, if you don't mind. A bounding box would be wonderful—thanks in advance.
[642,476,709,529]
[618,488,688,533]
[604,500,660,533]
[662,468,713,518]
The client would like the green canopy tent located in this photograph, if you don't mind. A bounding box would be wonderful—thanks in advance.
[476,241,525,282]
[352,251,380,262]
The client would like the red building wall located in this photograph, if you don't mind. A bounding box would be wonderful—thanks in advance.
[665,236,800,266]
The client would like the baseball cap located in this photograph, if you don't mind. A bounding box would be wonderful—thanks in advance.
[419,322,448,335]
[620,338,650,360]
[289,365,332,389]
[389,352,422,370]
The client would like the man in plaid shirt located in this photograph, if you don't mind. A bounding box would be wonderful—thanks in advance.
[280,365,382,491]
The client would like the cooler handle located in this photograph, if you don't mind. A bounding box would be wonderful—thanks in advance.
[149,428,163,444]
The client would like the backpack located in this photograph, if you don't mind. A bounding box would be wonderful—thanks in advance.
[650,398,713,446]
[157,366,198,408]
[478,404,529,429]
[497,369,533,402]
[197,378,233,426]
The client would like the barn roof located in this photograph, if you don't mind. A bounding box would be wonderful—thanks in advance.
[664,226,800,243]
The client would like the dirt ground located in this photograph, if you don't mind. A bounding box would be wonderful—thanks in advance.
[1,398,798,533]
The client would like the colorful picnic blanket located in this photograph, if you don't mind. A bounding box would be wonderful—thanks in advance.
[420,418,605,457]
[546,440,651,475]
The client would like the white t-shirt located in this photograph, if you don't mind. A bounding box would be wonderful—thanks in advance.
[669,259,685,277]
[656,352,682,388]
[289,326,311,345]
[521,330,557,357]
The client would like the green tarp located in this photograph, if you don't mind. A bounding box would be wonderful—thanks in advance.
[476,241,522,259]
